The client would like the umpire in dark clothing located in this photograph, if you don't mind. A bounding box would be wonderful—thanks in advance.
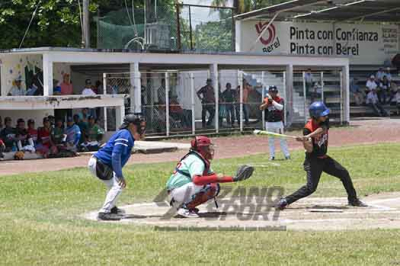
[197,79,216,127]
[276,102,367,210]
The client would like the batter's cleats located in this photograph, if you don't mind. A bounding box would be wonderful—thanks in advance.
[285,156,291,160]
[97,212,122,221]
[111,206,126,215]
[176,207,199,218]
[269,156,275,161]
[348,199,368,207]
[275,198,288,210]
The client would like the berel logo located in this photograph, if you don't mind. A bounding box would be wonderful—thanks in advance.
[255,22,281,53]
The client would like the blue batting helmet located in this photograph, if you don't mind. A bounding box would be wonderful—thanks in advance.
[309,101,330,119]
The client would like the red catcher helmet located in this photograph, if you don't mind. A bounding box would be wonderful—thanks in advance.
[191,136,214,160]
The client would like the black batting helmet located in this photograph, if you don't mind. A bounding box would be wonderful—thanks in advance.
[119,113,145,130]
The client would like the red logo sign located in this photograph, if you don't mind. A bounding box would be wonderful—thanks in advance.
[255,22,276,46]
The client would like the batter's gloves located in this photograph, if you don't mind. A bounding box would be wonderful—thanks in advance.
[233,165,254,182]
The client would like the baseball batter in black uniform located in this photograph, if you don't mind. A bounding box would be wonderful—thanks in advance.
[276,101,367,210]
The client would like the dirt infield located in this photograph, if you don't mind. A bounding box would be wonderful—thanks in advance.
[1,118,399,176]
[84,192,400,231]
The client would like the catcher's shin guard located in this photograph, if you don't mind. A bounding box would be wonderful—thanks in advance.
[185,183,220,210]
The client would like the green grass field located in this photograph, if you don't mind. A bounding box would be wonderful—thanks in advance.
[1,143,400,265]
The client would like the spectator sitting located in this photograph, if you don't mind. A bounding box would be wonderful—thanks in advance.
[82,79,96,95]
[60,73,73,95]
[0,117,17,152]
[384,67,392,82]
[376,67,385,82]
[0,138,5,159]
[8,77,26,96]
[77,108,90,125]
[74,113,87,143]
[52,118,66,149]
[388,81,398,105]
[26,83,39,96]
[64,116,81,153]
[15,118,35,153]
[169,96,185,125]
[48,115,56,127]
[378,75,391,104]
[350,78,364,106]
[80,116,104,151]
[396,88,400,115]
[366,75,378,94]
[27,119,38,144]
[36,117,57,157]
[366,88,388,117]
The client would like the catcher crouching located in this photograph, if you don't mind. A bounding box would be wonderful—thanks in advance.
[166,136,254,218]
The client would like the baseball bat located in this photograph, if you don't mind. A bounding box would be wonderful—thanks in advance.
[253,130,297,139]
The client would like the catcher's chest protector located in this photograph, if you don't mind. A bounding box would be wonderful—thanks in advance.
[178,151,210,176]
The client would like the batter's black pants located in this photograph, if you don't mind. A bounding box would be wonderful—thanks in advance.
[285,156,358,204]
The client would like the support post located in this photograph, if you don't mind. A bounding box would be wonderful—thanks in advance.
[115,104,125,129]
[285,64,293,126]
[131,63,141,113]
[302,71,307,124]
[190,72,196,135]
[165,72,170,136]
[321,71,325,102]
[283,71,287,127]
[342,64,350,123]
[211,63,219,133]
[102,73,108,132]
[261,71,266,130]
[42,53,53,96]
[238,71,243,132]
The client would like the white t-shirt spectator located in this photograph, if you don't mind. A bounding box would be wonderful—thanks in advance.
[9,86,26,96]
[366,79,377,91]
[82,87,96,96]
[366,91,379,105]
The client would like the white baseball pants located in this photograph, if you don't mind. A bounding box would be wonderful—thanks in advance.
[266,121,290,158]
[169,182,203,206]
[88,156,124,213]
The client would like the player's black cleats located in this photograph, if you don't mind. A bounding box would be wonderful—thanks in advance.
[348,199,368,207]
[98,212,122,221]
[275,198,288,210]
[111,206,126,215]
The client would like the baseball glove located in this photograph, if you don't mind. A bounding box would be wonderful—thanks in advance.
[233,165,254,182]
[14,151,25,160]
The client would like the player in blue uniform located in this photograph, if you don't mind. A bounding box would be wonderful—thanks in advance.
[88,113,146,220]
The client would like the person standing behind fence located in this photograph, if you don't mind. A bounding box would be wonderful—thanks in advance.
[259,86,290,160]
[197,78,215,127]
[222,83,236,127]
[235,79,251,126]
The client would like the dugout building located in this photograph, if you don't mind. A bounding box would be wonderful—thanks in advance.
[0,0,399,137]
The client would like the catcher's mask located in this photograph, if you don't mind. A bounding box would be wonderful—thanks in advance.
[119,113,146,135]
[191,136,215,160]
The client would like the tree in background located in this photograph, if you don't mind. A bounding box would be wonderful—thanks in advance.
[0,0,176,50]
[211,0,291,14]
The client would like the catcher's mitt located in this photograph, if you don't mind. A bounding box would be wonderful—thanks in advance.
[14,151,25,160]
[233,165,254,182]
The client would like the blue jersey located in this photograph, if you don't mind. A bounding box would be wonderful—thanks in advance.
[64,124,81,146]
[94,129,135,178]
